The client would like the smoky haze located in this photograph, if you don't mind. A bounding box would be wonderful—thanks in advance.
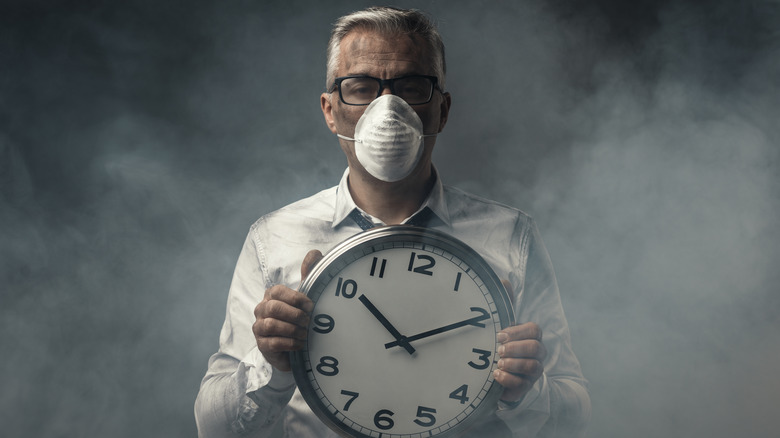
[1,1,778,437]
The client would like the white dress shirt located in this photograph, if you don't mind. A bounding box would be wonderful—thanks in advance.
[195,168,590,437]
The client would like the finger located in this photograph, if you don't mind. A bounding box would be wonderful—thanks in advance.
[254,334,304,355]
[301,249,324,281]
[253,317,308,340]
[496,357,544,379]
[262,285,314,313]
[494,368,535,401]
[254,294,311,328]
[499,322,542,342]
[498,339,547,362]
[501,279,516,303]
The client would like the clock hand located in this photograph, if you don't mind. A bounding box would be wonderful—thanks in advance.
[384,307,491,349]
[358,294,416,355]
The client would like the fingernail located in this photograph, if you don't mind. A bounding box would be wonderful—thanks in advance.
[493,369,501,379]
[497,332,508,343]
[497,359,504,369]
[498,345,505,356]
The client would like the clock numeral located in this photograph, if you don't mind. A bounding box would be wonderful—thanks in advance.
[454,272,462,291]
[334,277,358,299]
[413,406,437,427]
[373,409,395,430]
[449,384,470,404]
[468,348,492,370]
[315,356,339,376]
[370,257,387,278]
[312,314,334,334]
[340,390,359,411]
[407,252,435,276]
[468,307,489,327]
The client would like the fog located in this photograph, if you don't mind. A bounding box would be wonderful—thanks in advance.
[1,0,778,437]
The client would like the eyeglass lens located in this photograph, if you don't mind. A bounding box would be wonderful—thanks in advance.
[339,76,434,105]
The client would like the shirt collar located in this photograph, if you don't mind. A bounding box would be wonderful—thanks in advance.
[332,167,451,229]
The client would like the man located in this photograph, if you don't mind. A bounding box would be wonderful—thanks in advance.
[195,6,589,437]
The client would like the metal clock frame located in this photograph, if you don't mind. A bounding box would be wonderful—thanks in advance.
[291,225,516,438]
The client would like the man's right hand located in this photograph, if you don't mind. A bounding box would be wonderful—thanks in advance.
[252,250,323,371]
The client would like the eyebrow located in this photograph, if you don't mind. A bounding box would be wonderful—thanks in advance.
[343,72,425,78]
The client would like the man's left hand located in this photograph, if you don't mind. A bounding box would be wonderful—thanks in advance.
[494,281,547,403]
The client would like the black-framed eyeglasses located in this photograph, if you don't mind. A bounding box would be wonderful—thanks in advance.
[330,75,440,106]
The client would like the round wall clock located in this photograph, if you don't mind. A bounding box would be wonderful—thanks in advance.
[291,225,515,437]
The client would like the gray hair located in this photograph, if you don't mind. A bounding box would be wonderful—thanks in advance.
[325,6,447,91]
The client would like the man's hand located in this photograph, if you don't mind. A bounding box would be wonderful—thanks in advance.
[494,281,547,403]
[252,250,323,372]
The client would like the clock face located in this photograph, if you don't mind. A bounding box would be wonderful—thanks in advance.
[291,226,514,438]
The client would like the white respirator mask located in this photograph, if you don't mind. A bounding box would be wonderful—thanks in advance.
[337,94,437,182]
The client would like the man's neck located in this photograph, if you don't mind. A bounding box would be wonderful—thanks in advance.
[347,166,435,225]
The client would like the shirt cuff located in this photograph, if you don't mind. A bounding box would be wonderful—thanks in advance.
[497,372,549,413]
[242,347,296,393]
[495,374,551,435]
[231,348,296,434]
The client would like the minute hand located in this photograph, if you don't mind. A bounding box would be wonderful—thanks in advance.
[384,307,491,349]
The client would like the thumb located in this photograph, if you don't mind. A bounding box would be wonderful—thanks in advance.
[301,249,324,281]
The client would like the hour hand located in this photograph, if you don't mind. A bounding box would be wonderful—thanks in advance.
[358,294,415,355]
[385,307,491,349]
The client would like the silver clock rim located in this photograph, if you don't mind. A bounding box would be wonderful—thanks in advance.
[291,225,516,438]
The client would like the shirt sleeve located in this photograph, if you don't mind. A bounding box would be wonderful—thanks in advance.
[194,226,296,437]
[497,218,591,437]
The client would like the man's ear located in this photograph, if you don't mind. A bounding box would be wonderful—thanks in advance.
[438,91,451,133]
[321,93,338,134]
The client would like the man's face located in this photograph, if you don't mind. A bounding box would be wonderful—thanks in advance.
[321,30,451,181]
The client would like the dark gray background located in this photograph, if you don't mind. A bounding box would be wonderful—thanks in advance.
[2,0,778,437]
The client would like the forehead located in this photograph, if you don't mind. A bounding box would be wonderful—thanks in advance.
[337,30,433,78]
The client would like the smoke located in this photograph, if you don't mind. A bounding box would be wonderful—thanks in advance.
[436,1,780,436]
[1,1,778,437]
